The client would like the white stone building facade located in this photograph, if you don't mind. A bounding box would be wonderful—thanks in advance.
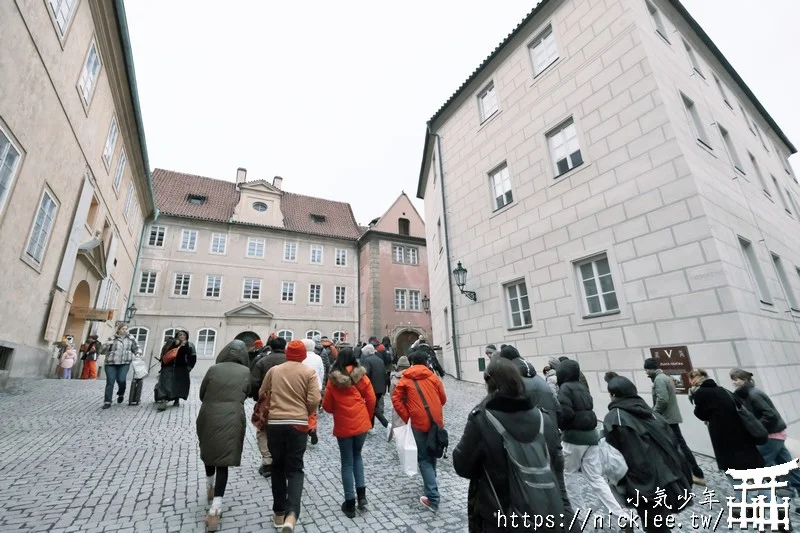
[417,0,800,454]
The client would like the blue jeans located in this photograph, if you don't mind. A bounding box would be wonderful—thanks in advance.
[62,368,72,380]
[758,438,800,491]
[337,433,367,500]
[104,364,130,404]
[412,428,439,508]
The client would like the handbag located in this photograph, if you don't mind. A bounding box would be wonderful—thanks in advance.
[412,381,448,459]
[131,357,149,380]
[251,391,269,431]
[726,390,768,444]
[162,347,179,365]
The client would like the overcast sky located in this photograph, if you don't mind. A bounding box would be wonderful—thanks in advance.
[124,0,800,226]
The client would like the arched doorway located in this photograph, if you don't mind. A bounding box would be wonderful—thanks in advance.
[395,330,420,358]
[65,281,92,342]
[235,331,260,348]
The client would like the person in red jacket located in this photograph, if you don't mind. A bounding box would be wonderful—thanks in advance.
[322,347,376,519]
[391,351,447,512]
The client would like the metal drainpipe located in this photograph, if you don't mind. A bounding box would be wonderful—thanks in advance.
[430,126,463,380]
[126,209,159,318]
[356,237,361,344]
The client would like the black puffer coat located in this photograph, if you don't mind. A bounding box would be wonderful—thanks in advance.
[734,382,787,434]
[556,359,598,445]
[361,353,386,394]
[249,349,286,401]
[693,379,765,471]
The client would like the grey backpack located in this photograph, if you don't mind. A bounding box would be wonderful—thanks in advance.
[484,408,565,530]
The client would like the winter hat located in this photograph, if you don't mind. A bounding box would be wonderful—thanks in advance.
[485,344,497,355]
[302,339,316,352]
[285,340,307,362]
[547,356,560,368]
[361,344,375,357]
[377,344,386,352]
[643,358,660,370]
[499,345,520,360]
[396,356,411,369]
[253,340,264,348]
[604,371,619,383]
[312,334,321,343]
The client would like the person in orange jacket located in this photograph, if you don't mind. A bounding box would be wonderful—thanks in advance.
[322,347,376,519]
[391,351,447,513]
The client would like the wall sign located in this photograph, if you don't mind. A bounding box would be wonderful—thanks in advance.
[649,345,693,394]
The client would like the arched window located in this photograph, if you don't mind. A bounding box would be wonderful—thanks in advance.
[196,328,217,358]
[398,218,410,235]
[277,330,293,341]
[163,328,184,344]
[306,330,321,339]
[129,327,149,357]
[332,331,346,344]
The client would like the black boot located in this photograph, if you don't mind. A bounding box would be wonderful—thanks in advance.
[173,399,180,407]
[341,499,356,518]
[356,487,368,510]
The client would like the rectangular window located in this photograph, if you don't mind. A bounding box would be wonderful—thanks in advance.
[771,255,799,311]
[739,104,756,134]
[646,0,669,42]
[749,153,770,195]
[529,24,558,76]
[576,255,620,316]
[310,244,323,264]
[436,218,443,253]
[407,247,419,265]
[771,176,792,214]
[127,197,139,229]
[395,289,407,310]
[281,281,296,303]
[25,190,58,264]
[113,151,126,192]
[681,94,711,148]
[787,190,800,217]
[335,248,347,266]
[478,83,498,122]
[138,271,157,295]
[148,225,165,247]
[393,244,405,263]
[409,290,421,311]
[173,273,191,297]
[205,275,222,298]
[102,118,118,166]
[77,40,102,105]
[0,128,21,216]
[242,278,261,300]
[180,229,198,251]
[719,125,744,173]
[109,284,119,310]
[547,118,583,176]
[444,307,450,343]
[247,237,265,258]
[210,233,227,254]
[681,38,704,77]
[309,283,321,304]
[754,123,769,152]
[739,237,772,304]
[283,241,297,262]
[123,183,134,219]
[490,163,514,210]
[504,280,533,328]
[48,0,78,35]
[335,285,347,305]
[712,74,732,108]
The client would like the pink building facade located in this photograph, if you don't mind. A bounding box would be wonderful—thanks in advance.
[358,193,432,357]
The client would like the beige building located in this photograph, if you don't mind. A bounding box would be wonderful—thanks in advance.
[417,0,799,455]
[131,169,361,374]
[0,0,155,385]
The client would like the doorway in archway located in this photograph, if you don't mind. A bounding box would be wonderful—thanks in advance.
[235,331,261,349]
[395,330,419,358]
[65,280,91,342]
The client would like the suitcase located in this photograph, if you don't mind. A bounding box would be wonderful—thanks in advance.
[129,378,144,406]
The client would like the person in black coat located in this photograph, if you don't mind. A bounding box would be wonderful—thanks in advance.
[453,358,572,533]
[496,345,561,427]
[410,337,445,377]
[155,330,197,411]
[361,347,389,428]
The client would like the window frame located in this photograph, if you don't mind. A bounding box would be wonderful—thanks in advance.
[46,0,79,39]
[748,152,770,196]
[148,225,166,248]
[771,175,792,215]
[210,232,227,255]
[392,244,405,264]
[528,23,559,77]
[23,186,59,268]
[680,93,712,150]
[738,236,773,305]
[180,228,198,252]
[308,283,322,305]
[645,0,670,43]
[477,82,499,123]
[112,150,126,193]
[335,248,348,267]
[395,288,407,310]
[436,218,443,254]
[281,281,296,303]
[242,278,262,301]
[681,37,704,78]
[196,328,218,359]
[76,38,102,108]
[489,162,514,211]
[771,254,800,311]
[283,241,297,262]
[712,74,733,109]
[306,330,322,339]
[0,124,23,221]
[205,275,222,299]
[503,279,534,329]
[162,328,185,345]
[128,327,149,358]
[246,237,265,258]
[546,117,584,178]
[335,285,347,306]
[102,116,119,168]
[409,289,421,312]
[309,244,324,265]
[407,246,419,265]
[172,273,192,298]
[574,253,621,319]
[277,330,294,342]
[332,331,346,344]
[138,270,158,295]
[717,124,745,175]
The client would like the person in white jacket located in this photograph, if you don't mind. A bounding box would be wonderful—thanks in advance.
[302,339,325,445]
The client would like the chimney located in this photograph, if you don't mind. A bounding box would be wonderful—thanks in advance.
[272,176,283,190]
[236,167,247,185]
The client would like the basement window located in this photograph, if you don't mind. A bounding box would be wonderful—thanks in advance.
[0,346,13,371]
[310,214,326,223]
[187,194,207,205]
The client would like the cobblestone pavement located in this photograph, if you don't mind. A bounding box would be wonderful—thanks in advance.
[0,375,797,532]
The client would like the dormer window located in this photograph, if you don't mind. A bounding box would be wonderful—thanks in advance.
[187,194,207,205]
[252,202,268,212]
[310,214,326,223]
[398,218,410,235]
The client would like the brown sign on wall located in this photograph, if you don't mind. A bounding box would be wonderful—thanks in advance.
[649,346,693,394]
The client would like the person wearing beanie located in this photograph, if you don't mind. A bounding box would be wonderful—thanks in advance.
[484,344,497,358]
[248,339,265,367]
[644,358,705,486]
[361,344,389,429]
[604,371,619,384]
[250,336,287,478]
[254,339,320,531]
[301,339,325,445]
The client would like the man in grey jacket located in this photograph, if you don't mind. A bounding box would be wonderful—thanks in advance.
[644,358,706,486]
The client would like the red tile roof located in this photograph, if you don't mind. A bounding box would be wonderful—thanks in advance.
[152,168,361,240]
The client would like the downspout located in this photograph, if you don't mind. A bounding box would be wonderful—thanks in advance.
[126,209,159,314]
[428,125,462,380]
[356,237,361,344]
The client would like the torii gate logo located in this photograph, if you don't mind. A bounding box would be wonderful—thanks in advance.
[725,459,799,530]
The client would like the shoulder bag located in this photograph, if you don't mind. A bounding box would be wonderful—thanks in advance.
[726,389,768,444]
[413,381,448,459]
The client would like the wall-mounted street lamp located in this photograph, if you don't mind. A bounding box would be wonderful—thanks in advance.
[421,294,431,314]
[124,302,137,323]
[452,261,477,302]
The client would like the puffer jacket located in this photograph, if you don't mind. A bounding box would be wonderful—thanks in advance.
[196,340,251,467]
[102,333,141,365]
[545,369,558,396]
[556,359,598,445]
[249,349,286,401]
[392,364,446,431]
[60,349,78,369]
[361,353,386,393]
[734,382,787,435]
[322,365,376,438]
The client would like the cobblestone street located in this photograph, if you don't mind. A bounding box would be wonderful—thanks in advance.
[0,375,797,532]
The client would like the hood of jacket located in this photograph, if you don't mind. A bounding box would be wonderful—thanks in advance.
[556,359,581,385]
[484,393,539,442]
[402,364,435,381]
[733,381,754,399]
[216,340,248,366]
[512,357,537,378]
[608,395,653,418]
[328,365,366,387]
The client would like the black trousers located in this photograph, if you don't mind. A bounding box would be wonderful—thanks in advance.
[670,423,704,478]
[372,393,389,427]
[204,465,228,497]
[267,425,308,518]
[385,372,391,393]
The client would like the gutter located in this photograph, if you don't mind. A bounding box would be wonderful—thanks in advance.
[356,237,361,343]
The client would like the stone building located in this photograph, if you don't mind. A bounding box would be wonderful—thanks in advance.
[0,0,154,384]
[417,0,799,454]
[130,169,361,374]
[358,193,432,357]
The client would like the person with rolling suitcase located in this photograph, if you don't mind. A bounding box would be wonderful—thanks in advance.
[129,356,149,406]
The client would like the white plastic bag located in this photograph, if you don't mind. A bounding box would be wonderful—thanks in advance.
[386,421,393,442]
[598,437,628,485]
[131,357,149,380]
[394,424,417,477]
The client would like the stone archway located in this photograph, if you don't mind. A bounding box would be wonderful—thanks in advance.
[234,331,261,349]
[64,280,91,342]
[393,327,426,358]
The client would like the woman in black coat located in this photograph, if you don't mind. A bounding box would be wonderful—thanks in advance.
[155,330,197,411]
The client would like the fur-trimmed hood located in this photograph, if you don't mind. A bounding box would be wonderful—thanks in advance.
[328,365,367,388]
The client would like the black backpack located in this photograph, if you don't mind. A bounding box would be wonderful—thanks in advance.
[484,408,564,531]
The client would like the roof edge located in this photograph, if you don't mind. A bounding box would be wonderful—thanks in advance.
[416,127,433,199]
